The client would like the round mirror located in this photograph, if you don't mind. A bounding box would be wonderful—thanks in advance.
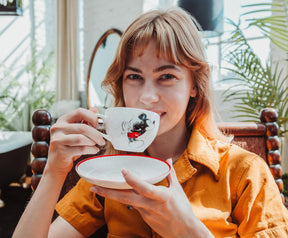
[87,28,122,110]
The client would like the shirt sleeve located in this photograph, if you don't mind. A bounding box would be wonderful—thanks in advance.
[55,178,106,237]
[231,155,288,237]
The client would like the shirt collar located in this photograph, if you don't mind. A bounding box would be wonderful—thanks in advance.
[174,126,231,182]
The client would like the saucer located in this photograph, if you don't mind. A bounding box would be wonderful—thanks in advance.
[76,154,171,189]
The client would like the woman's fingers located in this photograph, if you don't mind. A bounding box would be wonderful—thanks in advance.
[89,159,179,210]
[51,123,105,146]
[122,169,160,200]
[121,158,177,199]
[51,133,98,147]
[90,186,143,207]
[68,145,100,157]
[89,107,99,113]
[165,159,178,188]
[45,107,105,175]
[89,169,160,208]
[57,108,99,128]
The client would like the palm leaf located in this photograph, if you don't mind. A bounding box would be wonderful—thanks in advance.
[242,0,288,52]
[220,13,288,135]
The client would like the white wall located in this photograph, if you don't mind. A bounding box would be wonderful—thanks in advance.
[83,0,143,81]
[213,89,241,122]
[80,0,143,108]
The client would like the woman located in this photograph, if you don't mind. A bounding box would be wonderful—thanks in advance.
[13,7,288,238]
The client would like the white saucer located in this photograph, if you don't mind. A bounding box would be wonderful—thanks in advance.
[76,154,171,189]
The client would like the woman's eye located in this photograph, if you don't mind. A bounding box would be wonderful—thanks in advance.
[159,74,177,81]
[126,74,142,80]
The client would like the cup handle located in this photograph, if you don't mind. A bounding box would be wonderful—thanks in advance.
[96,113,111,141]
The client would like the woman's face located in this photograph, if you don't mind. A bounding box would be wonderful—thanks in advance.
[122,41,197,136]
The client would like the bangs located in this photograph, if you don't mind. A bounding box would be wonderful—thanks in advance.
[127,16,188,66]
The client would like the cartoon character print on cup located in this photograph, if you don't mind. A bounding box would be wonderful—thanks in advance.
[96,107,159,152]
[121,113,156,148]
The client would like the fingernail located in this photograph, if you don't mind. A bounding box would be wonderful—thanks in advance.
[122,169,128,176]
[99,139,106,146]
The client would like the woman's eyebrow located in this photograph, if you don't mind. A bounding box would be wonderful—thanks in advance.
[153,65,181,72]
[125,66,142,73]
[125,65,181,73]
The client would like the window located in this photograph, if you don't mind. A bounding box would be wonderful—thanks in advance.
[0,0,56,130]
[143,0,271,87]
[206,0,271,87]
[0,0,56,83]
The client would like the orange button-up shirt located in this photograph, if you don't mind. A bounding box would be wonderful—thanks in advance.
[56,127,288,237]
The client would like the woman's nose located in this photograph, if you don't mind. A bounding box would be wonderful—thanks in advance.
[139,83,160,105]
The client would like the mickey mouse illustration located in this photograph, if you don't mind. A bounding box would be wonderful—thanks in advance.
[122,113,155,145]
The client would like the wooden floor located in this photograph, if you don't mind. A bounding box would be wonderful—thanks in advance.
[0,179,32,238]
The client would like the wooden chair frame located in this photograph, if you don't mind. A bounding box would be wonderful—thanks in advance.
[30,108,285,228]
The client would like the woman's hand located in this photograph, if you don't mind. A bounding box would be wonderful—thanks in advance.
[89,159,213,238]
[46,107,106,176]
[12,108,102,238]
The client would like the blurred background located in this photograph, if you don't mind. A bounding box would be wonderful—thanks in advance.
[0,0,288,237]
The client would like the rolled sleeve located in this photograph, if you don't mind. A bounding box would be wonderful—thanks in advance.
[232,156,288,237]
[56,179,105,237]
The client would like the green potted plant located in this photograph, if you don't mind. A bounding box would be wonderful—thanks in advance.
[0,64,19,129]
[221,0,288,136]
[0,48,55,131]
[221,0,288,199]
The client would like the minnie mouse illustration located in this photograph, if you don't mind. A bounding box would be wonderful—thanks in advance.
[121,113,156,146]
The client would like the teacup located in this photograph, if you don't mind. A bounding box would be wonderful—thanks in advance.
[96,107,160,152]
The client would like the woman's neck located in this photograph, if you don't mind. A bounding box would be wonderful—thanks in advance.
[146,123,191,163]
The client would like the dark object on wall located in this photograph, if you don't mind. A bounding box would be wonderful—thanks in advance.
[0,0,23,16]
[178,0,224,37]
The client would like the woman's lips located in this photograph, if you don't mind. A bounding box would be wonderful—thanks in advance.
[146,110,166,118]
[158,112,166,118]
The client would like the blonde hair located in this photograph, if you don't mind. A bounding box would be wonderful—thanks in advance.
[102,7,226,154]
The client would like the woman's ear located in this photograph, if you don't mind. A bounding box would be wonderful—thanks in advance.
[190,85,197,98]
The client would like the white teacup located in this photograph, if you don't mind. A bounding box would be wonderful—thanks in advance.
[96,107,160,152]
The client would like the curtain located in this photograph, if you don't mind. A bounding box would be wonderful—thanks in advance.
[56,0,79,101]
